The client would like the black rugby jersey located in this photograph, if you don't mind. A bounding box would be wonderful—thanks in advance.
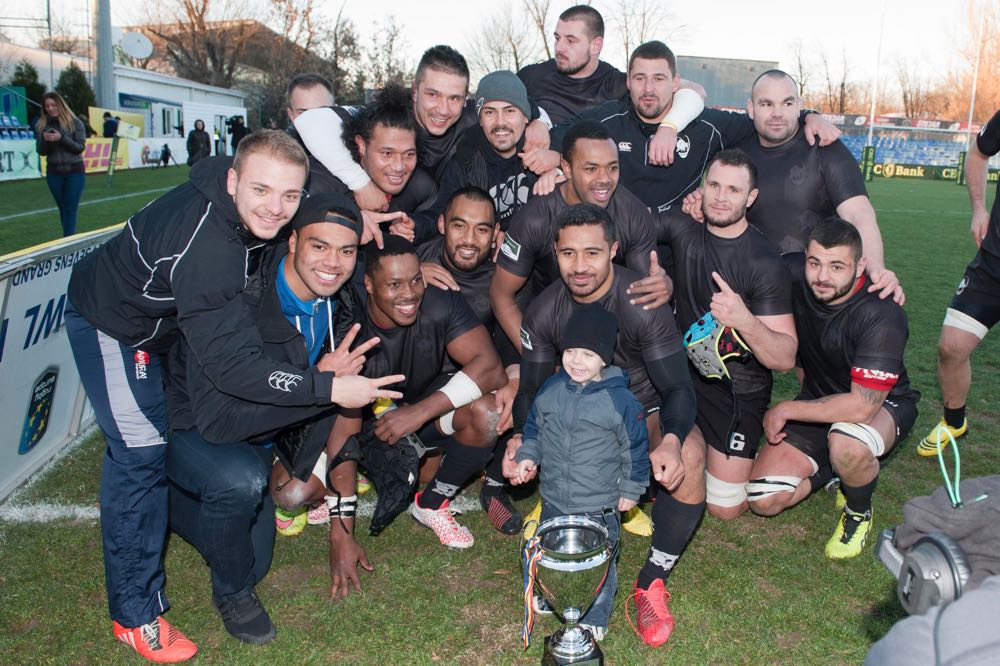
[497,184,656,293]
[788,256,919,404]
[553,101,755,212]
[358,285,481,403]
[739,130,867,254]
[519,266,683,408]
[517,60,626,126]
[968,109,1000,279]
[659,210,792,393]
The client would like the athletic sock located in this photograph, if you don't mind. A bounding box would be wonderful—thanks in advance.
[944,405,966,429]
[418,440,493,510]
[636,490,705,590]
[481,441,507,491]
[840,476,879,515]
[808,464,835,493]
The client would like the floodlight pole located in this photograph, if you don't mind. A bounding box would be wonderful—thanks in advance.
[92,0,117,108]
[965,6,984,144]
[865,0,887,147]
[46,0,53,86]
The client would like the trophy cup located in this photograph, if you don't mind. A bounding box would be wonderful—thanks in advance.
[530,515,614,665]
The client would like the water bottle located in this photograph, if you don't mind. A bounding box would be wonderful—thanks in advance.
[372,398,429,456]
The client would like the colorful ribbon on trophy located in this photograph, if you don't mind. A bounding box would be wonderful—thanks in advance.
[521,536,542,649]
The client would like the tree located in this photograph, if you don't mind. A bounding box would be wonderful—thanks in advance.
[606,0,672,61]
[55,61,96,116]
[524,0,552,60]
[362,16,410,90]
[9,60,47,123]
[466,2,545,82]
[786,40,811,97]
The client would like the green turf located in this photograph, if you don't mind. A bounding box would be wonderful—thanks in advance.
[0,177,997,664]
[0,167,189,257]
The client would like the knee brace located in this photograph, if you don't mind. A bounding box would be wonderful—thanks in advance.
[705,471,747,507]
[326,493,358,519]
[746,476,802,502]
[830,422,885,457]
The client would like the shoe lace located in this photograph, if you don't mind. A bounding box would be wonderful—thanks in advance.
[839,510,868,544]
[220,591,262,621]
[624,587,666,639]
[140,621,162,650]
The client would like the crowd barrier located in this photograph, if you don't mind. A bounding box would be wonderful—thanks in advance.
[0,225,122,501]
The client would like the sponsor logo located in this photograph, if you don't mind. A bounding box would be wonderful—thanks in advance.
[20,367,58,454]
[873,163,925,178]
[956,274,969,296]
[269,371,303,392]
[675,135,690,159]
[134,350,150,380]
[500,234,522,261]
[520,327,533,350]
[618,141,632,152]
[852,367,899,383]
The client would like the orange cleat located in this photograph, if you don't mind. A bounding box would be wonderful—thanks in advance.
[113,616,198,663]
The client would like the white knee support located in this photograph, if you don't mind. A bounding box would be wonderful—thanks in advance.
[830,422,885,457]
[439,371,483,409]
[746,476,802,502]
[705,471,748,507]
[437,409,457,435]
[310,451,328,481]
[943,307,989,339]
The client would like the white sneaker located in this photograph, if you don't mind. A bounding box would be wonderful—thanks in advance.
[410,492,474,549]
[532,595,554,616]
[580,623,607,641]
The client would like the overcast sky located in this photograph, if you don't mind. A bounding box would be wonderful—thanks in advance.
[1,0,982,92]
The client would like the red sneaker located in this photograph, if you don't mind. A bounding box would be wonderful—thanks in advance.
[113,616,198,663]
[626,578,674,647]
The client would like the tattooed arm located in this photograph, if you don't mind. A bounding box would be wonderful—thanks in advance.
[763,383,889,444]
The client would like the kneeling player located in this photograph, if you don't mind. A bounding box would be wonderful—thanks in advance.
[749,219,920,559]
[361,236,508,548]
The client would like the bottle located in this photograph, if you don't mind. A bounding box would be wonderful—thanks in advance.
[372,398,428,455]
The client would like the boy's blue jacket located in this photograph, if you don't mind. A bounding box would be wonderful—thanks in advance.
[516,366,650,514]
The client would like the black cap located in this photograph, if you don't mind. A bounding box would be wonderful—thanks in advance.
[562,304,618,365]
[290,192,362,237]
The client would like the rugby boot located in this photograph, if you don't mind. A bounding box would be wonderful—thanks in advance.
[825,507,874,560]
[410,492,474,549]
[112,616,198,663]
[479,484,522,535]
[917,418,967,457]
[626,578,674,647]
[274,506,307,537]
[622,505,653,537]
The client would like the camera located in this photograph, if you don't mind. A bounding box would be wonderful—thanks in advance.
[875,527,970,615]
[224,115,243,128]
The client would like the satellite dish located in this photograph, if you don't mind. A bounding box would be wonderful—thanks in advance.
[121,32,154,60]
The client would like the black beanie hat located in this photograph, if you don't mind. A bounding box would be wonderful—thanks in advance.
[290,192,362,237]
[562,303,618,366]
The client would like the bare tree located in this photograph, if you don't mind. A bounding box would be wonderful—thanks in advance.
[466,2,545,82]
[362,16,410,90]
[786,39,811,97]
[319,3,363,104]
[523,0,553,60]
[895,58,932,118]
[940,0,1000,122]
[606,0,671,61]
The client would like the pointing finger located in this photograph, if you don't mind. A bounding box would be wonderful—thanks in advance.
[712,271,734,293]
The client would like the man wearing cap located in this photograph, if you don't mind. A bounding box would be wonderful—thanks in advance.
[163,193,393,643]
[412,70,561,242]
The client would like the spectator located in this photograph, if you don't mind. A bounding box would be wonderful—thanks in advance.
[186,119,211,166]
[102,111,118,138]
[229,116,250,153]
[36,91,87,237]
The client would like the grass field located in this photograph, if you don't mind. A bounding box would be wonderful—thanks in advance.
[0,173,997,665]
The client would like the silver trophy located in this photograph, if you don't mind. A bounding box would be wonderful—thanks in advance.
[532,515,614,665]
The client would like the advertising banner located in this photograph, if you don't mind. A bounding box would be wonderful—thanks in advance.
[0,226,122,501]
[87,107,146,138]
[39,138,130,175]
[127,137,189,169]
[871,162,1000,182]
[0,140,42,182]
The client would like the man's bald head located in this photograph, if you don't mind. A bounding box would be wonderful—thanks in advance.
[747,69,802,148]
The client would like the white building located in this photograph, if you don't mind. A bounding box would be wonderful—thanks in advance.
[0,42,245,138]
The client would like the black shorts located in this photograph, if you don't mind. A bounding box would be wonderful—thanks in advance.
[948,261,1000,333]
[783,394,919,469]
[693,376,769,459]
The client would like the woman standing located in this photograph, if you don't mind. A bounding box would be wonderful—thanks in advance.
[36,92,87,237]
[186,119,212,166]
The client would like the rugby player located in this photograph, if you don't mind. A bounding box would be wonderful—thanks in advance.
[751,219,920,559]
[921,109,1000,454]
[658,150,796,520]
[504,204,698,647]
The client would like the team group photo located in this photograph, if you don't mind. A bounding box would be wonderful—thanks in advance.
[0,0,999,663]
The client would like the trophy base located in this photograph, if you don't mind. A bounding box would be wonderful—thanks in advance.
[542,633,604,665]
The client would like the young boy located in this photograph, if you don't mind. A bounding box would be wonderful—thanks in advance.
[513,304,650,639]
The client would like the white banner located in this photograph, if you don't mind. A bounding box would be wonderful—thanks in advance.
[127,137,189,169]
[0,139,42,182]
[0,227,122,501]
